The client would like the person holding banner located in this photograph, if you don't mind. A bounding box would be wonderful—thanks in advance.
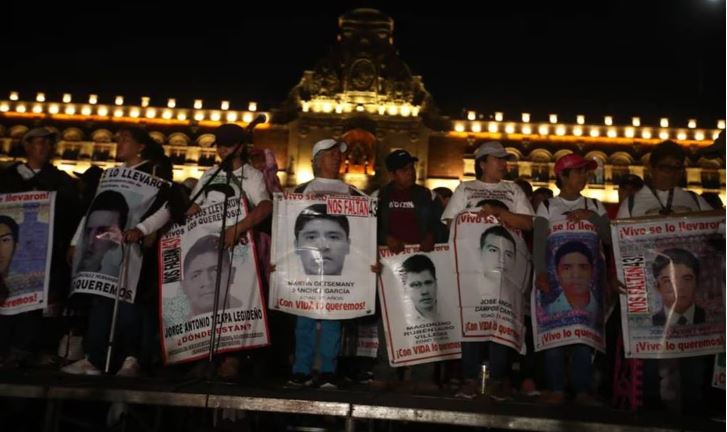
[442,141,534,400]
[63,127,172,376]
[0,126,80,369]
[616,140,713,416]
[533,154,611,405]
[285,138,368,390]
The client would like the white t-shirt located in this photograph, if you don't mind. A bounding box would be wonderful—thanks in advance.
[441,179,534,221]
[136,163,269,235]
[536,196,608,221]
[297,177,363,196]
[616,186,711,218]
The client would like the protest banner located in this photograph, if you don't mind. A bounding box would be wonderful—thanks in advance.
[0,191,55,315]
[451,211,529,353]
[532,219,606,352]
[269,192,377,320]
[160,196,270,364]
[378,244,461,366]
[71,167,169,303]
[612,212,725,359]
[713,352,726,390]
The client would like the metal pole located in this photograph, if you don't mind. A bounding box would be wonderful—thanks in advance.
[106,244,130,374]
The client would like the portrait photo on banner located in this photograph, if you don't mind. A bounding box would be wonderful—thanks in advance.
[378,244,461,366]
[452,211,529,352]
[269,193,377,319]
[0,191,55,315]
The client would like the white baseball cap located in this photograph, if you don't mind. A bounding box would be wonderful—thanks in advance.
[474,141,512,160]
[312,139,347,159]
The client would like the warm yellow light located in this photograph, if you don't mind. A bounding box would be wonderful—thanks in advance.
[97,106,108,116]
[36,92,45,102]
[242,112,253,123]
[48,104,59,114]
[115,96,124,106]
[549,114,557,124]
[538,124,549,135]
[589,127,600,137]
[467,111,476,121]
[573,126,583,136]
[452,122,464,133]
[355,104,364,112]
[712,131,720,140]
[522,125,532,135]
[141,97,150,107]
[89,94,98,104]
[301,101,310,112]
[113,108,123,117]
[296,167,314,184]
[641,129,652,139]
[687,119,696,129]
[632,117,641,127]
[322,102,333,113]
[65,105,76,115]
[221,100,230,110]
[625,127,635,138]
[129,107,140,118]
[16,104,26,113]
[9,91,19,101]
[607,128,617,138]
[32,104,43,114]
[335,103,343,114]
[604,116,613,126]
[411,106,420,116]
[210,111,221,121]
[176,111,187,121]
[660,118,669,128]
[695,131,705,141]
[505,123,515,134]
[400,104,412,117]
[194,111,205,121]
[145,108,157,118]
[555,125,566,136]
[659,130,669,140]
[718,120,726,130]
[387,105,398,116]
[63,93,72,103]
[225,111,238,122]
[248,102,257,112]
[162,109,173,120]
[494,112,503,122]
[377,105,385,116]
[522,113,531,123]
[194,99,203,109]
[471,122,482,133]
[677,131,687,141]
[576,115,585,125]
[488,122,498,133]
[81,105,92,116]
[0,102,10,112]
[167,98,176,108]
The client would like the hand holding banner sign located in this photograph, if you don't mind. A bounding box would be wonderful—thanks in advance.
[269,192,377,320]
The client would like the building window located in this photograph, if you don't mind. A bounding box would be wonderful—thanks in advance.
[531,163,550,182]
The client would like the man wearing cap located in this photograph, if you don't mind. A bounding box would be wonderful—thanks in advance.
[0,127,81,368]
[285,138,368,390]
[442,141,534,400]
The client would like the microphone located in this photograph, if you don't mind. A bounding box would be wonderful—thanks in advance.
[245,114,267,131]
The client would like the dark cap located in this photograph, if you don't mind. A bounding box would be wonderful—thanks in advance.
[73,165,104,184]
[214,123,246,147]
[23,127,57,144]
[617,173,644,189]
[385,149,418,171]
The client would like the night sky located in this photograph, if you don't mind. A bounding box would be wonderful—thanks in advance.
[2,1,725,126]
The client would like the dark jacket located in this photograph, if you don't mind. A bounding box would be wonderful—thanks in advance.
[0,162,81,302]
[377,182,442,245]
[652,305,706,326]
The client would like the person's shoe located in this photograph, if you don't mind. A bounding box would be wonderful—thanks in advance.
[116,356,141,377]
[455,379,479,399]
[61,357,102,375]
[285,373,313,388]
[574,392,604,407]
[487,380,513,402]
[355,370,374,384]
[57,334,84,361]
[537,390,566,405]
[217,356,240,380]
[317,372,338,390]
[519,378,541,397]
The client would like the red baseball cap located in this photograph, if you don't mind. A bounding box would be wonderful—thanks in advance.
[554,154,597,176]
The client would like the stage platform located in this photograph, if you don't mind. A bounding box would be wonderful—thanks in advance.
[0,370,722,431]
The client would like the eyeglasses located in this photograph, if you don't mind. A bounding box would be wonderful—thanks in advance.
[655,163,684,173]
